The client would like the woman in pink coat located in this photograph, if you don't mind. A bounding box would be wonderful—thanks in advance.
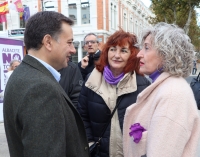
[123,22,200,157]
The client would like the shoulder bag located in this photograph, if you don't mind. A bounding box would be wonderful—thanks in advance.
[89,97,122,157]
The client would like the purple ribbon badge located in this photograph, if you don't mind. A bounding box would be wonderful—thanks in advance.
[129,123,146,143]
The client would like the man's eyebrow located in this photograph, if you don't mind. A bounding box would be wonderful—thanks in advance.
[67,39,74,41]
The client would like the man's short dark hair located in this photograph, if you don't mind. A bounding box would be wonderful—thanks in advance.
[24,11,74,51]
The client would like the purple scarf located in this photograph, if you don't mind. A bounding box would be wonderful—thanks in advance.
[149,68,163,83]
[103,66,124,85]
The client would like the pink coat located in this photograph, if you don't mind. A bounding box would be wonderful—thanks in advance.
[123,72,200,157]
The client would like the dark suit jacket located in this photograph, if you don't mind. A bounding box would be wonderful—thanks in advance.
[59,62,83,109]
[3,55,89,157]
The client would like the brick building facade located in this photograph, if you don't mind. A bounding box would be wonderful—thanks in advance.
[0,0,153,63]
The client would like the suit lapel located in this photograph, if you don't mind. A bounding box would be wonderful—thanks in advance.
[23,55,56,81]
[23,55,78,111]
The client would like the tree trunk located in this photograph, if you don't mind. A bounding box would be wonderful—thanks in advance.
[184,5,193,34]
[173,7,177,24]
[164,16,168,23]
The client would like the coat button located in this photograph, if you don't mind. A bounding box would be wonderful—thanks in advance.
[85,146,88,150]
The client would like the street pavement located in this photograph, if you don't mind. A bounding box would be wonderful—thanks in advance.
[0,119,200,156]
[0,123,9,157]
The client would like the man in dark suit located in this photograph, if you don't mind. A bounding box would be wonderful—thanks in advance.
[3,11,89,157]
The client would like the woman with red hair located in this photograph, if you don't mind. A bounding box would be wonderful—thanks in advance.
[77,30,150,157]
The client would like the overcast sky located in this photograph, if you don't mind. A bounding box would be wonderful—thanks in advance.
[140,0,151,8]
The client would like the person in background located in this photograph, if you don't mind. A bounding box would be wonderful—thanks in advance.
[78,33,101,80]
[78,30,150,157]
[5,60,21,85]
[3,11,89,157]
[192,60,197,75]
[59,56,83,108]
[123,22,200,157]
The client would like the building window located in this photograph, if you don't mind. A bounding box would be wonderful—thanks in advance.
[135,20,138,36]
[42,1,58,11]
[19,12,25,28]
[68,3,77,25]
[71,47,78,64]
[72,41,80,63]
[111,3,113,28]
[130,17,133,33]
[0,24,3,31]
[114,5,117,29]
[81,41,87,58]
[82,48,87,57]
[123,13,127,31]
[81,1,90,24]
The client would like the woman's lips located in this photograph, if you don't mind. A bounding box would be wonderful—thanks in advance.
[113,60,121,63]
[140,62,144,66]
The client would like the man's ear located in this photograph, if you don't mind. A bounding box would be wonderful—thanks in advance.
[42,34,53,51]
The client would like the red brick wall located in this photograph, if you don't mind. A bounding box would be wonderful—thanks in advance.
[106,0,109,31]
[97,0,103,30]
[58,0,61,13]
[38,0,41,11]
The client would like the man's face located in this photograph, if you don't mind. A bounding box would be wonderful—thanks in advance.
[50,23,76,70]
[84,35,99,54]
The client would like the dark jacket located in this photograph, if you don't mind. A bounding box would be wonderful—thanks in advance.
[3,55,89,157]
[78,50,101,80]
[59,61,83,108]
[78,70,150,157]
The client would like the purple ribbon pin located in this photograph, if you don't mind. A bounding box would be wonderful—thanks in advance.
[129,123,146,143]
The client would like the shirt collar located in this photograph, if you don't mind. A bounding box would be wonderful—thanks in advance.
[28,54,61,82]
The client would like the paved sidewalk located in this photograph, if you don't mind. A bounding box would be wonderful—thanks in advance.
[0,119,200,156]
[0,122,9,157]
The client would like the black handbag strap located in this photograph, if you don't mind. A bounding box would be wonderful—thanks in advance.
[96,97,123,143]
[197,72,200,81]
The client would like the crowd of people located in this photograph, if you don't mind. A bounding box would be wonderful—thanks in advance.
[3,11,200,157]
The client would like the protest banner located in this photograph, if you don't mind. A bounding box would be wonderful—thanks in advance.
[0,38,24,122]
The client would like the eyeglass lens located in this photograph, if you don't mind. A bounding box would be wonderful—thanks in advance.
[85,40,97,45]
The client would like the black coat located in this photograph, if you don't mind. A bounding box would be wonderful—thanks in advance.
[78,74,150,157]
[78,50,101,80]
[3,55,89,157]
[59,61,83,108]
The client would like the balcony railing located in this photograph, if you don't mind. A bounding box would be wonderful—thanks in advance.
[132,4,137,10]
[126,0,132,5]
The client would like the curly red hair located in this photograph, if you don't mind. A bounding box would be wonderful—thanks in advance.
[96,29,141,74]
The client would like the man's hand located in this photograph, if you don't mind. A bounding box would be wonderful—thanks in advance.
[81,55,89,69]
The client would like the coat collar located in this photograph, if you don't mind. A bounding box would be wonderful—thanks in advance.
[136,72,171,104]
[85,68,137,97]
[22,55,75,108]
[23,55,56,81]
